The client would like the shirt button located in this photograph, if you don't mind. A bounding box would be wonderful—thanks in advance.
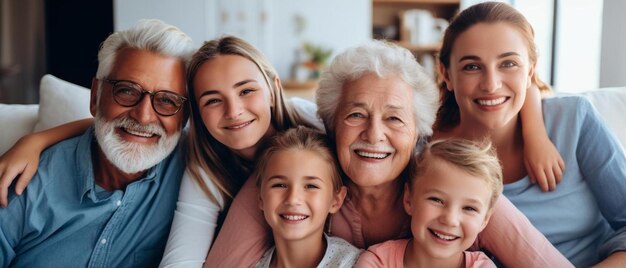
[100,239,107,244]
[116,200,122,206]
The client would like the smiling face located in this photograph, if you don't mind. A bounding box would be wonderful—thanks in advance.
[334,73,418,188]
[404,157,492,260]
[193,54,274,159]
[91,48,186,174]
[441,22,534,132]
[259,149,346,242]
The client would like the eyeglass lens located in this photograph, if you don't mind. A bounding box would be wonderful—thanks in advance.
[112,81,183,116]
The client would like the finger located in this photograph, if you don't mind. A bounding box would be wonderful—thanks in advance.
[0,164,26,206]
[553,163,564,184]
[0,182,7,208]
[15,165,37,195]
[0,170,11,208]
[535,170,549,192]
[524,161,537,185]
[558,159,565,179]
[545,167,557,191]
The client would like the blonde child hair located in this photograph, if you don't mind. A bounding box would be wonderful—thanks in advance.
[409,138,503,208]
[254,126,343,193]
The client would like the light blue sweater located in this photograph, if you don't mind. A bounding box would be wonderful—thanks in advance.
[504,96,626,267]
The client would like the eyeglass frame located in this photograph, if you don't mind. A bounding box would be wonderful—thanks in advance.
[102,78,188,116]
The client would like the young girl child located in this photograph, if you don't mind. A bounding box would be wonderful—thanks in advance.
[357,139,502,268]
[253,126,361,267]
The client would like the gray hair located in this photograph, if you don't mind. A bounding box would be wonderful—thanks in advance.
[95,19,195,80]
[316,40,439,142]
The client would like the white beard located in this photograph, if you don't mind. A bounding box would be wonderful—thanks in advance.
[94,115,180,174]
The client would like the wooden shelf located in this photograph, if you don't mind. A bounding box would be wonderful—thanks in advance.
[282,80,319,91]
[372,0,458,77]
[282,80,318,101]
[372,0,459,30]
[394,41,441,53]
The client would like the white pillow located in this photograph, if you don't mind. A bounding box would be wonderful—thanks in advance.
[582,87,626,150]
[0,104,39,154]
[33,74,93,132]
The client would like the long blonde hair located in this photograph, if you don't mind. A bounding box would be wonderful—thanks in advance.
[185,36,314,204]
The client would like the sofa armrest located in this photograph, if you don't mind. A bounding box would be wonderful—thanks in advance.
[0,104,39,154]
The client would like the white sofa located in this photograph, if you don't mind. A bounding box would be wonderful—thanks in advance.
[1,74,625,155]
[0,75,92,154]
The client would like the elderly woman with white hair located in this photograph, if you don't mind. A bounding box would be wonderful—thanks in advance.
[205,40,571,267]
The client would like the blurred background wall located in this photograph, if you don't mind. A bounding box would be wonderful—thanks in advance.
[1,0,623,104]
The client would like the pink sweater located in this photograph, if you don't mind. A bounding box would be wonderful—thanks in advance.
[205,178,572,267]
[356,239,495,268]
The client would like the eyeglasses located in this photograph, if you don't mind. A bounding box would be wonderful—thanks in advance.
[104,79,187,116]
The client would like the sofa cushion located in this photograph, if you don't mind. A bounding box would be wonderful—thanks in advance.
[0,104,39,154]
[581,87,626,150]
[33,74,92,132]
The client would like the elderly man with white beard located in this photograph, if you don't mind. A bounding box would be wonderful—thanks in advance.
[0,19,194,267]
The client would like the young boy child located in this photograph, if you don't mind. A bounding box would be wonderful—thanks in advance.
[253,126,362,268]
[357,139,502,268]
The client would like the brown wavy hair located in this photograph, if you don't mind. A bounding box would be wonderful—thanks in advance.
[436,2,551,130]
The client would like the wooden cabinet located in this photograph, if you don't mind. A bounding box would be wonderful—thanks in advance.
[372,0,460,72]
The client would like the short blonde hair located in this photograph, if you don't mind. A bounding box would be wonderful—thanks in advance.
[254,126,343,193]
[409,139,503,208]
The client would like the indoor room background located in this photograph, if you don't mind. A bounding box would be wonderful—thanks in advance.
[1,0,624,104]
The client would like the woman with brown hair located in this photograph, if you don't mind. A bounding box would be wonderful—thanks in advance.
[435,2,626,266]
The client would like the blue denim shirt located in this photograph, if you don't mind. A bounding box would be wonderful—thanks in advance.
[0,127,185,267]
